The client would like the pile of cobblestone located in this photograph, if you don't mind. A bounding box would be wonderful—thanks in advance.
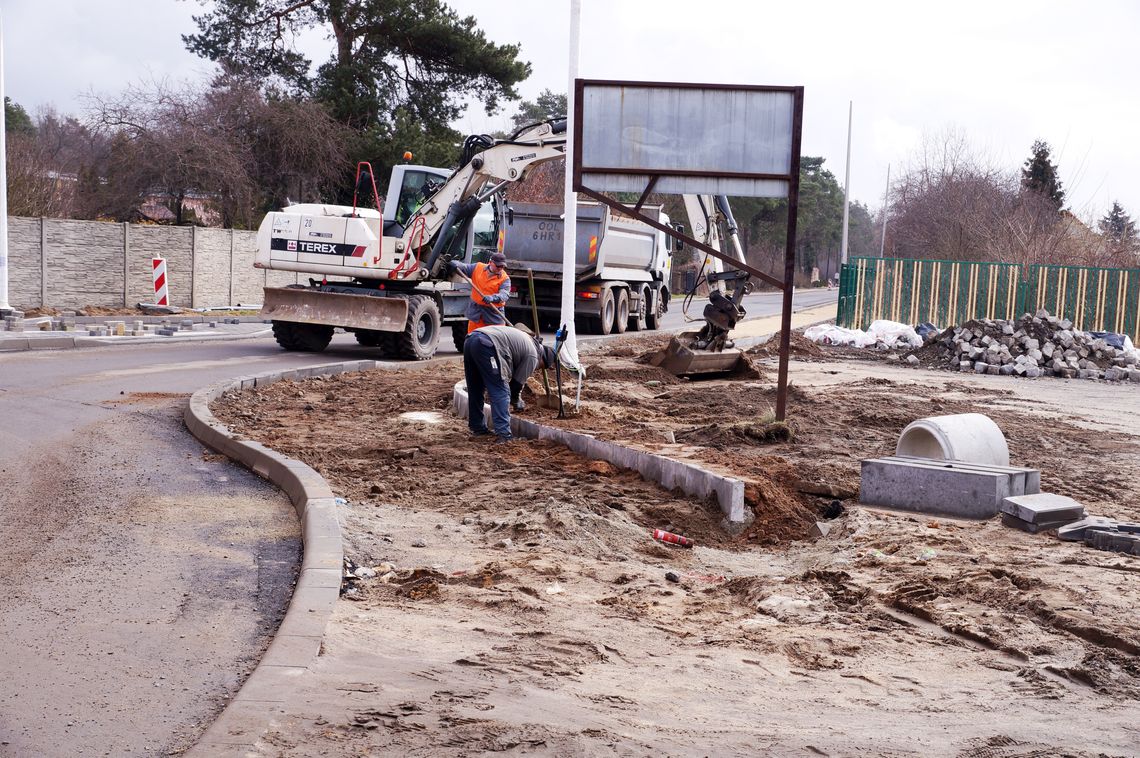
[920,309,1140,381]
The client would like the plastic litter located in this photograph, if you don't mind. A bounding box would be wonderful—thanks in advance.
[803,320,922,350]
[1089,331,1126,350]
[914,322,940,342]
[652,529,694,548]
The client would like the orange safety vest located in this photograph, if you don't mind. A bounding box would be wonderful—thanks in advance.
[470,263,508,311]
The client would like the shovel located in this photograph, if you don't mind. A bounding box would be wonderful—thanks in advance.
[526,269,554,407]
[451,267,513,327]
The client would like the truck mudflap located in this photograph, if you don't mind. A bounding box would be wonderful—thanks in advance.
[262,287,409,332]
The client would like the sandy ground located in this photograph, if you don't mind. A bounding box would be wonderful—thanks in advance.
[210,335,1140,757]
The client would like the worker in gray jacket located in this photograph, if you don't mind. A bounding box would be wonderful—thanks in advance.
[463,324,556,442]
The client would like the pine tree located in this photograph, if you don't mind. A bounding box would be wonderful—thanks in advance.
[1020,140,1065,208]
[1098,201,1137,246]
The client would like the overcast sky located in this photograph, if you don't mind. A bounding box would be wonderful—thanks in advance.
[4,0,1137,220]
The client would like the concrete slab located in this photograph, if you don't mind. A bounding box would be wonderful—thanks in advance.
[1000,492,1085,524]
[1001,513,1073,534]
[893,455,1040,496]
[1057,517,1119,542]
[860,456,1041,519]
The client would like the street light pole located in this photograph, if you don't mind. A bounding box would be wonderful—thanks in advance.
[878,163,890,258]
[840,101,852,266]
[0,11,11,314]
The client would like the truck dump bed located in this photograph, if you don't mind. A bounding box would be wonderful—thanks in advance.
[499,202,664,283]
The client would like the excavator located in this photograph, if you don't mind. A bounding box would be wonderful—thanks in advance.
[650,194,754,376]
[254,117,752,374]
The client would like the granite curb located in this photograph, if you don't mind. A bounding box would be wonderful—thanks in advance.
[451,380,751,527]
[0,325,272,352]
[182,359,378,755]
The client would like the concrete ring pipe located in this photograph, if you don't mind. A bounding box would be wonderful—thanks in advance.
[895,413,1010,466]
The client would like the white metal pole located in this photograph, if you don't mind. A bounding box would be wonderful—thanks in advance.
[878,163,890,258]
[0,11,11,313]
[840,101,852,267]
[557,0,582,370]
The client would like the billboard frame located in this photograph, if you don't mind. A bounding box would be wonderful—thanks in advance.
[572,78,804,421]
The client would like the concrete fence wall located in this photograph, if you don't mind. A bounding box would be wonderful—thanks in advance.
[5,215,300,310]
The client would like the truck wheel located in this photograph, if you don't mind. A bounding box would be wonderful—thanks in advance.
[272,321,333,352]
[396,294,442,360]
[614,289,629,334]
[646,286,667,330]
[598,289,616,336]
[629,286,649,331]
[451,322,467,353]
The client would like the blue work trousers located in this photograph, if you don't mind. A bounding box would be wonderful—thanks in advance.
[463,331,512,439]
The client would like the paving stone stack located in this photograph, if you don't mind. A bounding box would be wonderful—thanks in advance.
[921,309,1140,381]
[999,493,1140,555]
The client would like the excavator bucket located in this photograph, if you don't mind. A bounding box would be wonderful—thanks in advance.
[262,287,409,332]
[649,331,748,378]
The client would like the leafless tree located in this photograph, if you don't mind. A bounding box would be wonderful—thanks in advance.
[881,128,1121,269]
[83,74,352,227]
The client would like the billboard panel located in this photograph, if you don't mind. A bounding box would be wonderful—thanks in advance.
[575,81,800,198]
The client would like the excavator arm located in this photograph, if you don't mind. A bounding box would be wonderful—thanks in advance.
[649,194,755,376]
[396,120,568,278]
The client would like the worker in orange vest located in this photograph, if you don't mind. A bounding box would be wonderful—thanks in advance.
[448,252,512,333]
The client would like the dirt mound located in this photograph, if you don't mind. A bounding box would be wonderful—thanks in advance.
[79,306,162,316]
[584,363,682,385]
[739,456,820,544]
[747,330,826,359]
[22,307,61,317]
[674,420,793,447]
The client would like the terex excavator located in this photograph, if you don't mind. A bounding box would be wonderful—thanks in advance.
[254,117,753,372]
[255,119,570,359]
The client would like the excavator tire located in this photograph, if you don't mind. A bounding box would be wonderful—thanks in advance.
[376,332,403,359]
[396,294,442,360]
[451,322,467,353]
[614,289,630,334]
[272,321,334,352]
[354,329,385,347]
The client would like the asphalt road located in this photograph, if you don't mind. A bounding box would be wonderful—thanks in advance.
[0,344,350,755]
[0,287,836,754]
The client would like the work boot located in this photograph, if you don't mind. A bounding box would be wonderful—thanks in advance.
[470,428,492,437]
[493,435,513,444]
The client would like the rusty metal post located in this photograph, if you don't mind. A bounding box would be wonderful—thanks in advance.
[775,89,805,422]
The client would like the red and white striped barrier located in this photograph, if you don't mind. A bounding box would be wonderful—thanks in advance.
[152,257,169,306]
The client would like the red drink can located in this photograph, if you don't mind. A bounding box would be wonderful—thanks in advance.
[652,529,693,548]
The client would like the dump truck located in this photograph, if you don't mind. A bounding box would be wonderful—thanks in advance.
[495,200,679,335]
